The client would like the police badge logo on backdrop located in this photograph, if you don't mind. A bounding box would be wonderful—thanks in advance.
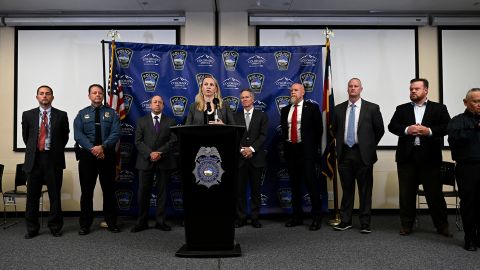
[109,42,326,215]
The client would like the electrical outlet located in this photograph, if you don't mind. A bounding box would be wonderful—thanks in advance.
[4,196,15,204]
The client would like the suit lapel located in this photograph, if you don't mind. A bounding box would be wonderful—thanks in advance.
[33,108,40,136]
[338,102,348,138]
[247,110,259,135]
[147,115,155,133]
[50,108,56,132]
[407,104,416,124]
[421,102,433,125]
[358,100,366,129]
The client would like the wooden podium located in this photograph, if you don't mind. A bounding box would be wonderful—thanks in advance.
[172,125,244,257]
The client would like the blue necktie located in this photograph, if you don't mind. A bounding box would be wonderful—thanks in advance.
[346,104,356,147]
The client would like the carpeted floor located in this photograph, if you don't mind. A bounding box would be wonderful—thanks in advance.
[0,214,476,270]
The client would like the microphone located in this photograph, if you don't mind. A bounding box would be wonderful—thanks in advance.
[206,102,212,112]
[212,98,220,122]
[212,98,219,107]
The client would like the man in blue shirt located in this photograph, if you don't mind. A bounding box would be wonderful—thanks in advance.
[74,84,121,235]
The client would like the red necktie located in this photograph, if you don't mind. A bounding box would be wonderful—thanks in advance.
[290,105,298,143]
[38,111,47,151]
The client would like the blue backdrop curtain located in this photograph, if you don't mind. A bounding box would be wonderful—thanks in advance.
[109,42,327,217]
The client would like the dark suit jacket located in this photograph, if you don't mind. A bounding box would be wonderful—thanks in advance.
[22,107,69,173]
[135,114,177,171]
[185,103,236,125]
[281,100,323,159]
[388,100,450,164]
[332,99,385,165]
[234,110,269,168]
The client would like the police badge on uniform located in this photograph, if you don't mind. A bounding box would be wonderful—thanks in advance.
[192,147,224,189]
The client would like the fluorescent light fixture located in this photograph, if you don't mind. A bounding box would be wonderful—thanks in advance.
[432,16,480,26]
[249,15,428,26]
[3,16,185,26]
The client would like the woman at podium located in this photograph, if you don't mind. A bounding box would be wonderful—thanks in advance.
[185,75,235,125]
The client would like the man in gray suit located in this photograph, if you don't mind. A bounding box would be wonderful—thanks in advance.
[131,95,177,232]
[234,89,269,228]
[332,78,384,233]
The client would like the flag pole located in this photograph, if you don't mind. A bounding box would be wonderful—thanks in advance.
[322,28,341,226]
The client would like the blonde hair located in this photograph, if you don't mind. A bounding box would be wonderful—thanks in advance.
[194,75,224,111]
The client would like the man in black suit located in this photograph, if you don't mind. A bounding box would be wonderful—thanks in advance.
[234,89,268,228]
[388,78,451,237]
[22,85,69,239]
[131,95,177,232]
[281,83,323,231]
[332,78,384,233]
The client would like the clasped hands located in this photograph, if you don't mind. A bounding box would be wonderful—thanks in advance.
[150,151,162,162]
[208,119,224,125]
[90,145,105,160]
[240,147,253,159]
[407,123,430,136]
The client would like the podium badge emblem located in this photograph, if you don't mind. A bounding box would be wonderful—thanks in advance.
[193,147,224,189]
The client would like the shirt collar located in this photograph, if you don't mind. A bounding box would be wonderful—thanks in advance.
[243,108,254,114]
[151,112,162,119]
[90,105,104,111]
[348,98,362,107]
[39,107,51,114]
[411,99,428,107]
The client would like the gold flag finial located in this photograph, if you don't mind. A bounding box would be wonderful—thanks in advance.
[107,30,120,41]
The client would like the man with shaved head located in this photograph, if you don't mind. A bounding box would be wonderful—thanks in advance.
[281,83,323,231]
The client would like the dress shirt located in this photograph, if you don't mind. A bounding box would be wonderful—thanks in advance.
[404,100,432,145]
[151,112,162,125]
[243,108,255,152]
[343,99,362,145]
[39,107,52,150]
[287,100,303,143]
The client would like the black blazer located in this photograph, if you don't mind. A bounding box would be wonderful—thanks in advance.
[388,100,450,164]
[135,114,177,171]
[21,107,69,173]
[234,110,269,168]
[332,99,384,165]
[281,100,323,159]
[185,103,236,125]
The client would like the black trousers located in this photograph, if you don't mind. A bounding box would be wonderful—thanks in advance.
[78,149,117,229]
[284,142,322,219]
[397,155,448,229]
[26,151,63,233]
[135,168,169,226]
[338,145,374,226]
[455,162,480,242]
[236,161,263,220]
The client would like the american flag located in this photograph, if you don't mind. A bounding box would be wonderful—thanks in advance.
[108,40,126,120]
[321,37,336,180]
[107,40,124,179]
